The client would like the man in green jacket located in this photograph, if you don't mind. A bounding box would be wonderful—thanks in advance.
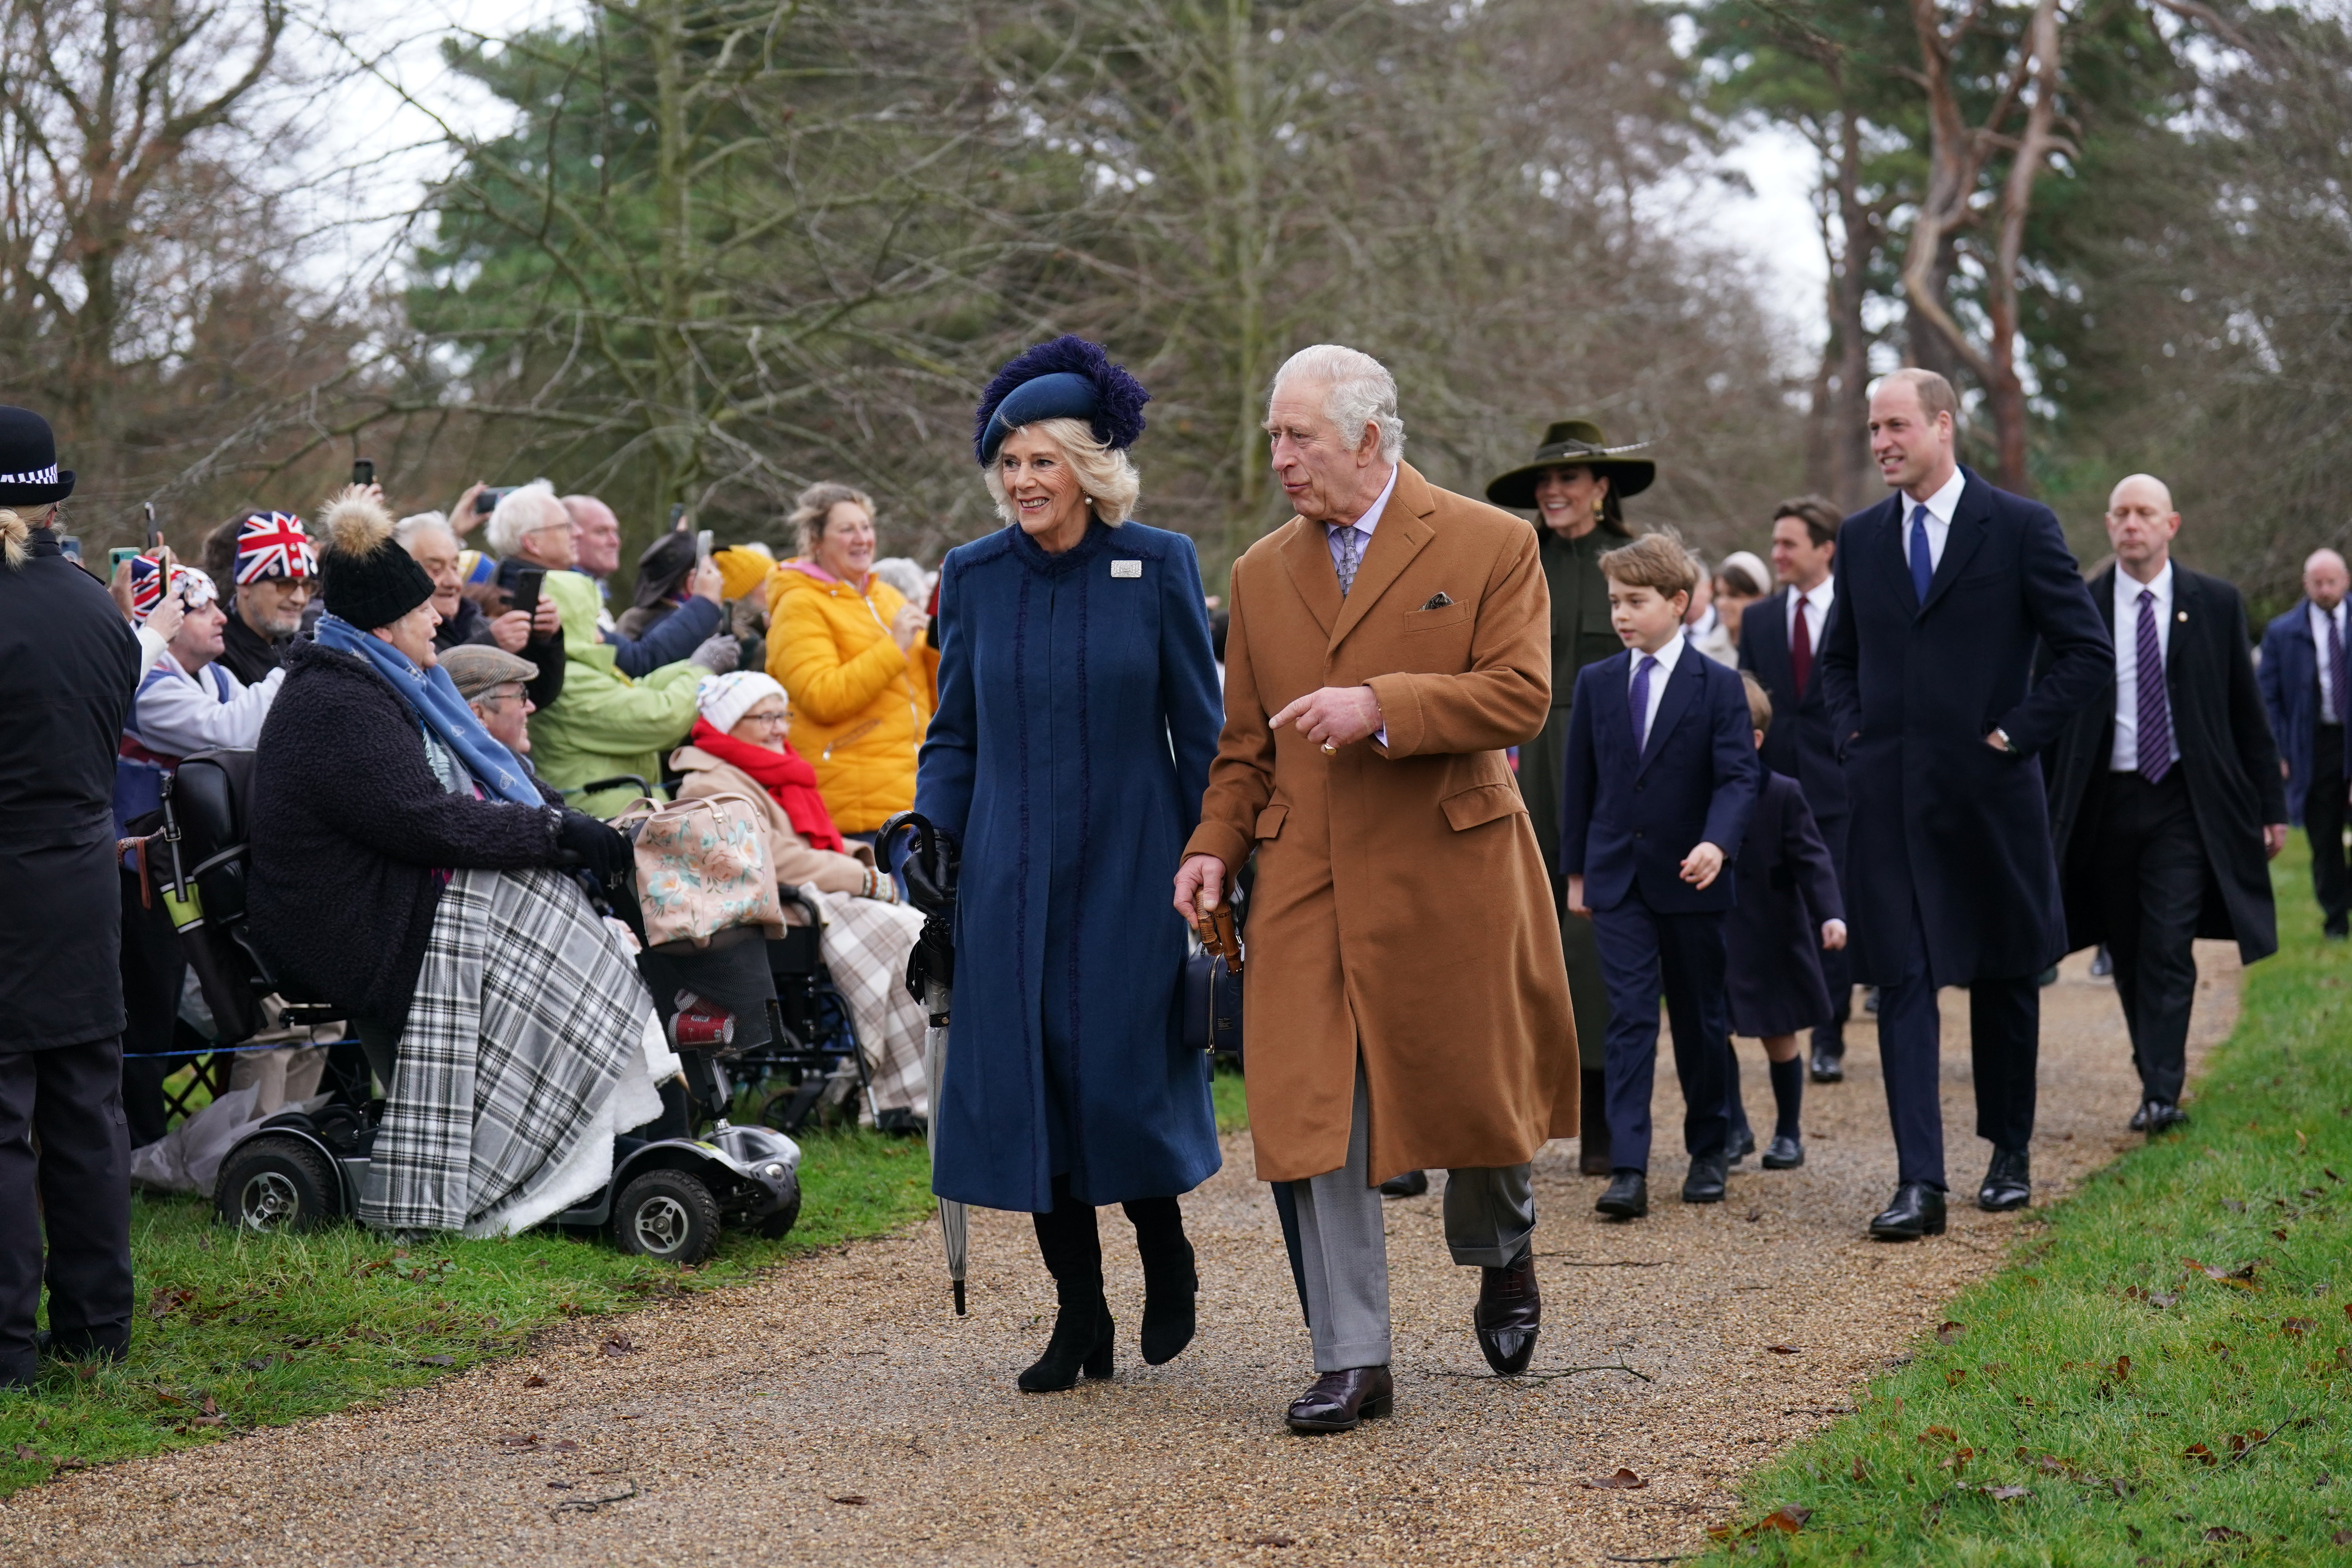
[530,570,717,817]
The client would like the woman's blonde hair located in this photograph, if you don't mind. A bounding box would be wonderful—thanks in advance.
[788,482,878,558]
[983,417,1140,527]
[0,505,54,570]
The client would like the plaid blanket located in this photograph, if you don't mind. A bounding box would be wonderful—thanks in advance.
[810,889,928,1118]
[359,866,653,1234]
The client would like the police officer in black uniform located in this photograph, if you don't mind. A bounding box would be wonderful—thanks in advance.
[0,407,142,1386]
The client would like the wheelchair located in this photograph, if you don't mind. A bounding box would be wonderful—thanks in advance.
[160,750,803,1266]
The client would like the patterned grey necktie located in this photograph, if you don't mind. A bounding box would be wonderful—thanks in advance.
[1332,524,1363,597]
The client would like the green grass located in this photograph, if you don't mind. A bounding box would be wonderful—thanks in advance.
[1704,840,2352,1564]
[1214,1057,1249,1134]
[1,1123,933,1495]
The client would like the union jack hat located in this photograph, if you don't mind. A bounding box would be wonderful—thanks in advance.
[231,510,317,585]
[128,552,218,622]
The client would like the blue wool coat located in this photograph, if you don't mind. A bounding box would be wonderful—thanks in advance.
[914,519,1224,1212]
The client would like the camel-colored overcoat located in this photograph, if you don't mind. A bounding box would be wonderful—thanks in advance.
[1186,463,1577,1185]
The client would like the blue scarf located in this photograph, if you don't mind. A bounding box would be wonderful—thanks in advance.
[314,613,544,808]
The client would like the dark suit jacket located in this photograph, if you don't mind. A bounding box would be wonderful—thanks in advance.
[2043,564,2284,964]
[1560,636,1759,915]
[2256,600,2352,826]
[1739,586,1847,833]
[1726,771,1844,1038]
[1817,467,2112,984]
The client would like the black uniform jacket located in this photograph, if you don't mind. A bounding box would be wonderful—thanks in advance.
[1726,771,1845,1038]
[0,530,141,1049]
[2041,563,2285,964]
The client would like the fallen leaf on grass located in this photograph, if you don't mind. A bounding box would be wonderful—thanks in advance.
[1752,1506,1811,1535]
[1851,1456,1868,1482]
[2284,1318,2314,1339]
[2203,1526,2248,1543]
[414,1355,455,1367]
[2334,1528,2352,1546]
[1582,1468,1647,1490]
[12,1445,40,1464]
[1936,1321,1965,1344]
[829,1495,868,1506]
[2183,1257,2262,1289]
[2223,1199,2246,1212]
[1982,1486,2032,1501]
[147,1287,197,1320]
[1920,1426,1960,1444]
[2185,1443,2217,1466]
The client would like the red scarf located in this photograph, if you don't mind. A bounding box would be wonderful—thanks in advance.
[688,718,846,853]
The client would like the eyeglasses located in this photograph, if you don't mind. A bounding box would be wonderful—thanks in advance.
[739,709,790,729]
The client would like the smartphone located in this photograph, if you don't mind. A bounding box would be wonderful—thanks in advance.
[695,528,714,566]
[511,566,545,621]
[475,485,511,516]
[57,535,82,562]
[109,546,142,573]
[352,459,375,488]
[142,502,161,549]
[669,503,688,532]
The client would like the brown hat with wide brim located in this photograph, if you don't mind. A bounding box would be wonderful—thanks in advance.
[1485,419,1656,510]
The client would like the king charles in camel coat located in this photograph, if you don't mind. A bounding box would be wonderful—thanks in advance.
[1185,461,1577,1185]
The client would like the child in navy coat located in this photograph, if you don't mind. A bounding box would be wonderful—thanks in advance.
[1722,673,1847,1172]
[1560,530,1759,1220]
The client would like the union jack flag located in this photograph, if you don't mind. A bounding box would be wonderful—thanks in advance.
[233,510,316,585]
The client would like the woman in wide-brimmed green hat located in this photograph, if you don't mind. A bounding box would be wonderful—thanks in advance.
[1486,419,1655,1178]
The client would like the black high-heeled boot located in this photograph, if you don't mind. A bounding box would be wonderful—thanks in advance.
[1020,1180,1114,1392]
[1126,1196,1196,1366]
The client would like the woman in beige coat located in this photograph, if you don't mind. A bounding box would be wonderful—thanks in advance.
[670,671,928,1124]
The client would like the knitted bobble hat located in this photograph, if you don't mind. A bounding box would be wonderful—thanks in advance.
[318,488,436,630]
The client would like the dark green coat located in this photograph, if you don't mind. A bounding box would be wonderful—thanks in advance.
[1515,523,1625,1069]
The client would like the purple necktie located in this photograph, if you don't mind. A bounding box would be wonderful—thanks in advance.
[2330,610,2348,726]
[1630,654,1659,751]
[2136,588,2172,784]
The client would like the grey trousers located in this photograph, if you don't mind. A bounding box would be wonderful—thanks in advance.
[1287,1063,1535,1372]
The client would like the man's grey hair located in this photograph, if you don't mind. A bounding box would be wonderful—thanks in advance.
[485,482,566,558]
[394,510,454,548]
[1270,344,1406,463]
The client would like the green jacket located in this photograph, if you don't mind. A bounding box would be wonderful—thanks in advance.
[528,570,702,818]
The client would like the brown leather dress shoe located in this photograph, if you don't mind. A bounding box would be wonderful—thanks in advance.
[1285,1365,1394,1433]
[1474,1247,1540,1375]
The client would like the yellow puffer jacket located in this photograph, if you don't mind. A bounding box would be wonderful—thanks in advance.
[765,562,935,833]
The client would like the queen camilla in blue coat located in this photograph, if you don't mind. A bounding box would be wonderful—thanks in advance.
[911,337,1224,1394]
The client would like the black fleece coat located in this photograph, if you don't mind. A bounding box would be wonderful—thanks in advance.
[249,639,565,1034]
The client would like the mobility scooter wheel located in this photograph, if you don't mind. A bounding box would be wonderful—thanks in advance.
[613,1168,721,1265]
[756,1185,803,1240]
[215,1136,340,1233]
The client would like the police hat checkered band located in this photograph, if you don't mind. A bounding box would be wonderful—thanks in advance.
[232,510,317,585]
[0,464,58,486]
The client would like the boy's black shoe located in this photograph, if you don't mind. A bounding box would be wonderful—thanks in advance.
[1809,1042,1844,1083]
[1681,1153,1728,1204]
[1760,1134,1804,1169]
[1727,1127,1755,1165]
[2141,1101,2189,1138]
[2127,1101,2150,1132]
[1868,1182,1946,1240]
[1595,1171,1648,1219]
[1378,1169,1429,1198]
[1977,1148,2032,1212]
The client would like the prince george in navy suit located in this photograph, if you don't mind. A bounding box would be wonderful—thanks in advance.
[1561,530,1760,1219]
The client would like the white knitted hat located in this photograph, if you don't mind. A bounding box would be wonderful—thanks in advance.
[696,670,788,735]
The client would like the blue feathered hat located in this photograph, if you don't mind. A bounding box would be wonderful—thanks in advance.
[973,336,1150,465]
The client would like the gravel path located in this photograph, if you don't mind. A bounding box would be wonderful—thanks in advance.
[2,946,2240,1567]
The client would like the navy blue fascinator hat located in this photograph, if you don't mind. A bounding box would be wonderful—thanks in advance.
[973,336,1150,466]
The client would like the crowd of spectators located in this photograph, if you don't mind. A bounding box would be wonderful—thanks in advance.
[92,470,949,1155]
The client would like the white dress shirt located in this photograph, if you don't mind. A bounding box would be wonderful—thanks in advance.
[1784,577,1834,650]
[1323,463,1398,577]
[2110,559,2178,773]
[2311,600,2348,726]
[1903,466,1967,574]
[1628,628,1688,748]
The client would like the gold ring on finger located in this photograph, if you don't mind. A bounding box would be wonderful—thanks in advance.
[1321,741,1337,755]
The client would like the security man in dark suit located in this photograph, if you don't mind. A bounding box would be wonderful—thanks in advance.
[0,407,143,1386]
[1739,495,1851,1083]
[1818,369,2112,1241]
[2256,548,2352,940]
[2043,475,2285,1137]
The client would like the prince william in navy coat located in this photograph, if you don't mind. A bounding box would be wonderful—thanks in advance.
[1561,532,1759,1218]
[1818,370,2111,1241]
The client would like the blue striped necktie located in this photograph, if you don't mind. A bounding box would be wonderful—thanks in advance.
[2136,588,2172,784]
